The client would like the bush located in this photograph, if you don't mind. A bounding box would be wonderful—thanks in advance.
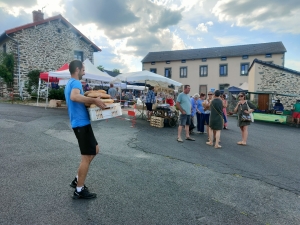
[27,70,41,94]
[48,88,65,100]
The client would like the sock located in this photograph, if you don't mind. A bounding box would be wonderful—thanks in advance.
[76,186,83,192]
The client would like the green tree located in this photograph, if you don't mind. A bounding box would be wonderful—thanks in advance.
[112,69,120,74]
[0,53,14,84]
[97,65,105,71]
[26,70,40,94]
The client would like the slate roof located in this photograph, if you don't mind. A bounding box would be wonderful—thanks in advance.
[0,14,101,52]
[141,42,286,63]
[249,58,300,76]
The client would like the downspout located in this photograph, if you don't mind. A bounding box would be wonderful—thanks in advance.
[6,34,21,98]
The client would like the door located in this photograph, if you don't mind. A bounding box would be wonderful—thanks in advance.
[258,94,269,110]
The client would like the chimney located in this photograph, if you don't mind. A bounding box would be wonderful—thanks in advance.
[32,10,44,23]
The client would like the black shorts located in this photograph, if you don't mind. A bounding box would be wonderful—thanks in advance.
[73,124,98,155]
[145,103,153,111]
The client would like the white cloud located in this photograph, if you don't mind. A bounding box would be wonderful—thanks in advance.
[212,0,300,34]
[196,21,213,32]
[197,37,203,41]
[214,36,245,46]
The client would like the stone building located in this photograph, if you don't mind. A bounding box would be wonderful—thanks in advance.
[142,42,286,95]
[248,59,300,110]
[0,10,101,97]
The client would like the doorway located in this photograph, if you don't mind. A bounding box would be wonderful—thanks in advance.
[258,94,269,110]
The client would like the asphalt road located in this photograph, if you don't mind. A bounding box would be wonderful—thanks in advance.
[0,103,299,225]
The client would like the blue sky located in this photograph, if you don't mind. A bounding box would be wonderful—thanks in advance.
[0,0,299,73]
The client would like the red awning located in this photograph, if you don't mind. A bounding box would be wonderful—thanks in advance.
[39,63,69,82]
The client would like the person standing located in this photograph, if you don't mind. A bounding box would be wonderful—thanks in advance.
[221,94,228,129]
[196,93,206,133]
[108,83,117,99]
[233,92,256,145]
[65,60,106,199]
[145,86,156,121]
[292,100,300,127]
[190,93,199,134]
[202,91,213,141]
[206,90,223,148]
[176,85,195,142]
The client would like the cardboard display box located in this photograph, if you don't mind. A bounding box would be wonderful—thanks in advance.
[88,103,122,121]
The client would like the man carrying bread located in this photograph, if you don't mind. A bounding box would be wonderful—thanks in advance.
[65,60,106,199]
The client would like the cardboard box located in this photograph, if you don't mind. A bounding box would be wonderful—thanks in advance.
[88,103,122,121]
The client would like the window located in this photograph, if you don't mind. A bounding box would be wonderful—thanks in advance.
[221,57,227,61]
[165,68,171,78]
[199,85,207,96]
[150,68,157,73]
[219,64,227,76]
[151,62,155,65]
[202,58,207,62]
[199,65,208,77]
[181,59,186,63]
[241,63,249,75]
[219,83,230,92]
[166,61,170,64]
[242,55,248,59]
[3,43,6,53]
[74,51,83,61]
[265,53,272,58]
[180,67,187,78]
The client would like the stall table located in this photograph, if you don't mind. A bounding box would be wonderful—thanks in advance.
[152,104,178,127]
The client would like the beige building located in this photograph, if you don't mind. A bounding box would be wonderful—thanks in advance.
[142,42,286,95]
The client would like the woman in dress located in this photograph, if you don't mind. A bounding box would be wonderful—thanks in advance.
[221,94,228,129]
[233,92,256,146]
[206,90,223,149]
[202,91,213,140]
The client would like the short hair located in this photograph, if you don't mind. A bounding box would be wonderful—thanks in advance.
[200,93,206,97]
[214,90,221,97]
[149,86,154,90]
[110,83,114,88]
[69,60,83,74]
[184,85,190,90]
[193,93,200,98]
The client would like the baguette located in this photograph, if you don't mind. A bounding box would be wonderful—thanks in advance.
[87,92,102,98]
[99,93,111,99]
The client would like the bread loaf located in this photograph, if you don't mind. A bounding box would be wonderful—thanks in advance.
[97,90,106,93]
[99,93,111,99]
[87,92,102,98]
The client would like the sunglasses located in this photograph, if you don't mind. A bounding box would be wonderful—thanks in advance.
[208,94,212,95]
[239,95,244,97]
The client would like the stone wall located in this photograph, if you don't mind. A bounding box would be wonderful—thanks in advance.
[256,64,300,110]
[2,19,96,97]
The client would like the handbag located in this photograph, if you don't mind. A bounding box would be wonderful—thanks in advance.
[246,101,254,122]
[240,101,254,122]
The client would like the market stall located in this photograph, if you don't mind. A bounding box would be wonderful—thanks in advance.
[248,91,299,124]
[114,70,182,126]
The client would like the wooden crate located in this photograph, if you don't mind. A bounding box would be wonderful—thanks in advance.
[150,116,164,128]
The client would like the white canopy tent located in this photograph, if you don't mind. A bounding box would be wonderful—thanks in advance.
[114,70,182,87]
[238,82,248,91]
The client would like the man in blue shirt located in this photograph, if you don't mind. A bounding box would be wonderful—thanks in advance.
[176,85,195,142]
[65,60,106,199]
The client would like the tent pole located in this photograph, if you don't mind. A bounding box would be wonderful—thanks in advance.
[45,76,49,109]
[37,78,41,106]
